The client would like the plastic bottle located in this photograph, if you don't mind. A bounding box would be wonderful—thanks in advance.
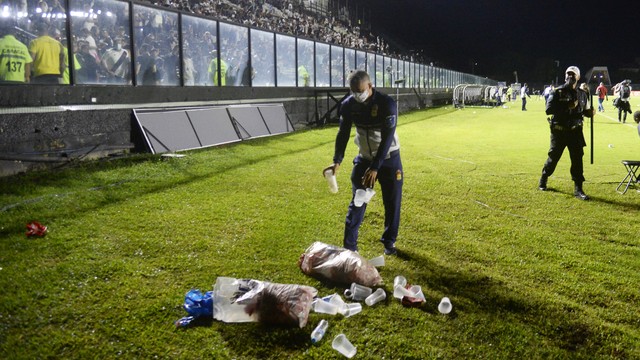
[311,319,329,344]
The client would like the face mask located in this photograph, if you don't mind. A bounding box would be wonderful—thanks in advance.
[352,90,369,103]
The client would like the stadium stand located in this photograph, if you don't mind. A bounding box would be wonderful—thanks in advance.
[0,0,495,177]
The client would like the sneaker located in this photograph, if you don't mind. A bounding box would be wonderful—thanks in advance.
[384,246,397,256]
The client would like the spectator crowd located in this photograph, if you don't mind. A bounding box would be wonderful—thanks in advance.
[146,0,397,57]
[0,0,421,85]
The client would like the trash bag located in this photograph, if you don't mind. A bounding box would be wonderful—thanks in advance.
[298,242,383,287]
[175,289,214,328]
[213,277,317,328]
[184,289,214,317]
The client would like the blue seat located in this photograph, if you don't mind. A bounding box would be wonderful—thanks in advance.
[616,160,640,194]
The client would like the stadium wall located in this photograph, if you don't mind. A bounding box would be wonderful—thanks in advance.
[0,86,451,177]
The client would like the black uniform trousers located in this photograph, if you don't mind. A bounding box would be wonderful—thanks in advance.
[541,128,586,183]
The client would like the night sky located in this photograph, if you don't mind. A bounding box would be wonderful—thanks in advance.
[367,0,637,84]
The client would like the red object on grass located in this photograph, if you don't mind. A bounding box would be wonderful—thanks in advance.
[401,296,424,308]
[26,221,48,237]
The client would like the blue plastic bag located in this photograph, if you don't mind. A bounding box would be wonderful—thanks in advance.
[175,289,214,328]
[183,289,214,317]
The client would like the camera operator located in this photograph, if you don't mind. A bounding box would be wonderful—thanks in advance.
[538,66,594,200]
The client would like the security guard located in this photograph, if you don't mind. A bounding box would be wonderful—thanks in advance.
[28,22,65,84]
[0,21,32,83]
[208,50,227,86]
[538,66,594,200]
[297,64,309,87]
[323,70,403,254]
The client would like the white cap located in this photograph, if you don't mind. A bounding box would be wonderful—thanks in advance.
[565,66,580,80]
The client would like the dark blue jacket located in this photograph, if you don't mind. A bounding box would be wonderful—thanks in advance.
[333,89,399,171]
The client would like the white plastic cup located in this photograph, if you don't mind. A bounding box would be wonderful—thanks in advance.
[353,189,367,207]
[393,284,414,299]
[324,169,339,193]
[349,283,373,301]
[368,255,385,267]
[313,299,338,315]
[363,188,375,202]
[393,275,407,288]
[343,288,353,299]
[332,334,357,358]
[329,294,347,315]
[408,285,426,301]
[364,288,386,306]
[438,297,452,314]
[343,302,362,317]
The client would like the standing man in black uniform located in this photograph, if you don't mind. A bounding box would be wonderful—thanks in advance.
[323,70,403,255]
[538,66,594,200]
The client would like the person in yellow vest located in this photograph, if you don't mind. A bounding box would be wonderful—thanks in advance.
[208,50,227,86]
[29,22,65,84]
[53,29,76,85]
[0,21,32,83]
[298,64,309,87]
[52,29,79,85]
[61,49,81,85]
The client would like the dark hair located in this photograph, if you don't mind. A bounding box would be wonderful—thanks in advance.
[35,22,49,34]
[348,70,370,87]
[0,18,16,34]
[634,111,640,124]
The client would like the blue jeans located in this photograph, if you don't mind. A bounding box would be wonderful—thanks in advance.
[343,152,403,251]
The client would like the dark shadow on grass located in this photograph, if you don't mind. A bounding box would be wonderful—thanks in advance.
[0,154,157,196]
[541,188,640,211]
[389,247,613,354]
[179,316,311,357]
[0,135,335,237]
[177,316,214,328]
[539,187,561,193]
[216,322,311,357]
[586,195,640,211]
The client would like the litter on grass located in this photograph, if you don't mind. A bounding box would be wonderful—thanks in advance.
[175,289,213,327]
[392,275,428,308]
[212,277,317,328]
[298,242,383,287]
[25,221,47,237]
[176,278,317,328]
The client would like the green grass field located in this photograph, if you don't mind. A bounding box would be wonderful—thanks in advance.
[1,97,639,359]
